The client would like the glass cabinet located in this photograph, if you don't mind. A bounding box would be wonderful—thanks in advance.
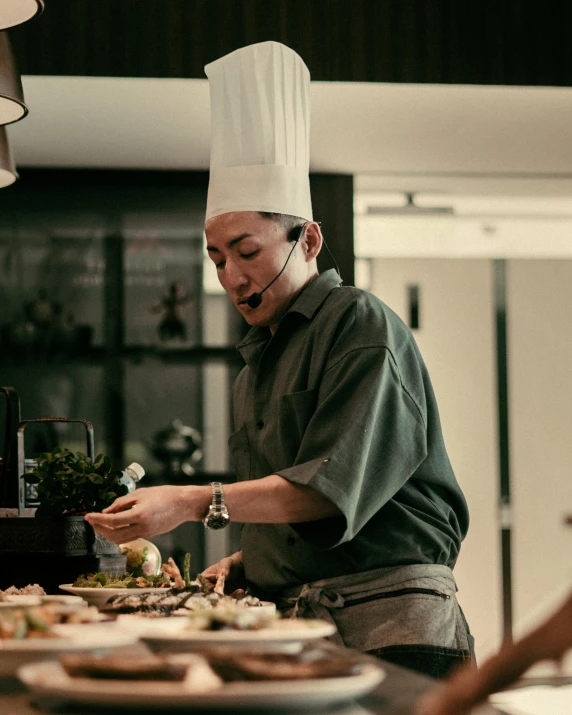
[0,170,244,570]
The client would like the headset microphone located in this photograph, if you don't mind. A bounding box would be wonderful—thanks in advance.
[246,223,307,309]
[246,292,263,309]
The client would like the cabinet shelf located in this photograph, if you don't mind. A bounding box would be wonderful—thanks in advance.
[0,345,243,366]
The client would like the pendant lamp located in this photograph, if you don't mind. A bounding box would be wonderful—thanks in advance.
[0,125,18,187]
[0,32,26,124]
[0,0,44,31]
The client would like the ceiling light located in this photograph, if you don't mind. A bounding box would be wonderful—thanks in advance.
[0,125,18,187]
[366,193,454,216]
[0,32,27,124]
[0,0,44,31]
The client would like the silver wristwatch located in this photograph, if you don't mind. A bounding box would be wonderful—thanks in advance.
[203,482,230,530]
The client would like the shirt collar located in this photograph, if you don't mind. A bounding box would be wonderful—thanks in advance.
[287,269,342,320]
[236,269,342,363]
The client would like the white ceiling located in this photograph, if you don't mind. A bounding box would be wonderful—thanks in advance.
[7,75,572,197]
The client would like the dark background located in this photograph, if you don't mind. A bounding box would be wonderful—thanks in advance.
[10,0,572,86]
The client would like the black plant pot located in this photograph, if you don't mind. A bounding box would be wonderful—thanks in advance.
[0,515,127,594]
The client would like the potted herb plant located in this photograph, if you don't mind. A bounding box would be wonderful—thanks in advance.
[0,410,129,593]
[20,446,128,558]
[24,447,128,518]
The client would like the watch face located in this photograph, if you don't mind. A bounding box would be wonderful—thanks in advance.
[204,510,230,530]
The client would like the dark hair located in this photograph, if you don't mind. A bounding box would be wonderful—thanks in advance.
[258,212,305,241]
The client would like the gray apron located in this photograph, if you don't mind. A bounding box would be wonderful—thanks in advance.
[276,564,473,654]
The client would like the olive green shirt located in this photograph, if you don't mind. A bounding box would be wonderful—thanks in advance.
[230,270,469,597]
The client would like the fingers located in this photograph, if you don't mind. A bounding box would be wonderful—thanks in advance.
[85,521,142,544]
[102,493,138,513]
[200,567,218,581]
[86,509,138,530]
[85,508,143,544]
[201,558,233,583]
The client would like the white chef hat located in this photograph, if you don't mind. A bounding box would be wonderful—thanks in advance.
[205,41,312,222]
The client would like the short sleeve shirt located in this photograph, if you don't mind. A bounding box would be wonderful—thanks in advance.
[230,270,470,596]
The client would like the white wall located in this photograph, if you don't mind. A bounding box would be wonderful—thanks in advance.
[369,258,502,660]
[507,260,572,675]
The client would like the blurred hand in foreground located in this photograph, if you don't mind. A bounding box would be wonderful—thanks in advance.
[415,590,572,715]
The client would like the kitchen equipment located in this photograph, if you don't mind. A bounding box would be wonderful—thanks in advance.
[148,419,202,478]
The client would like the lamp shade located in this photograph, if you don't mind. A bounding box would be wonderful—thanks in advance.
[0,125,18,187]
[0,32,26,124]
[0,0,44,31]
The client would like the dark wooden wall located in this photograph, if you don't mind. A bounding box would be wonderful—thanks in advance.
[10,0,572,86]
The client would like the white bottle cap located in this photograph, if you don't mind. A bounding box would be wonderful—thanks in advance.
[125,462,145,482]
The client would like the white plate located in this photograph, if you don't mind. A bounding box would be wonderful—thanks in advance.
[0,594,87,608]
[142,617,337,653]
[0,596,42,608]
[18,659,385,709]
[59,584,170,608]
[0,624,137,677]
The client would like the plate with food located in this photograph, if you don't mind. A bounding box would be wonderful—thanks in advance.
[0,606,137,677]
[61,556,276,616]
[59,583,171,609]
[18,646,385,709]
[0,584,48,607]
[140,607,337,653]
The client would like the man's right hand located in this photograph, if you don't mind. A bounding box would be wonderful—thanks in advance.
[201,550,245,594]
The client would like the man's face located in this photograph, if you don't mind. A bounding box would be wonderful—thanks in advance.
[205,211,309,329]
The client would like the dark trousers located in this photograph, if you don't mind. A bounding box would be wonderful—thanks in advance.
[366,614,476,680]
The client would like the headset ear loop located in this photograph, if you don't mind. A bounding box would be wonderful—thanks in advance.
[314,221,342,281]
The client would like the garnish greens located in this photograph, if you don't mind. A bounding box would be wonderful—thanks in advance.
[72,572,170,589]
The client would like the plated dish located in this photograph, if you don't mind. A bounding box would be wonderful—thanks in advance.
[18,654,385,709]
[0,594,85,608]
[60,582,275,617]
[0,623,136,677]
[59,584,169,609]
[141,616,337,653]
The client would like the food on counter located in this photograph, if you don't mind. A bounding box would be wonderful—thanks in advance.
[0,584,46,599]
[162,556,187,588]
[72,551,190,590]
[59,652,223,691]
[184,602,277,631]
[0,604,106,639]
[0,606,56,639]
[102,587,264,617]
[60,653,189,681]
[72,572,170,589]
[202,644,372,680]
[72,553,269,618]
[58,646,372,684]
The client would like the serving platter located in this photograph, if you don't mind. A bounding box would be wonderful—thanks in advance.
[18,659,385,709]
[0,624,137,677]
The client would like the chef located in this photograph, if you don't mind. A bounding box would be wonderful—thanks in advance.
[87,41,473,679]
